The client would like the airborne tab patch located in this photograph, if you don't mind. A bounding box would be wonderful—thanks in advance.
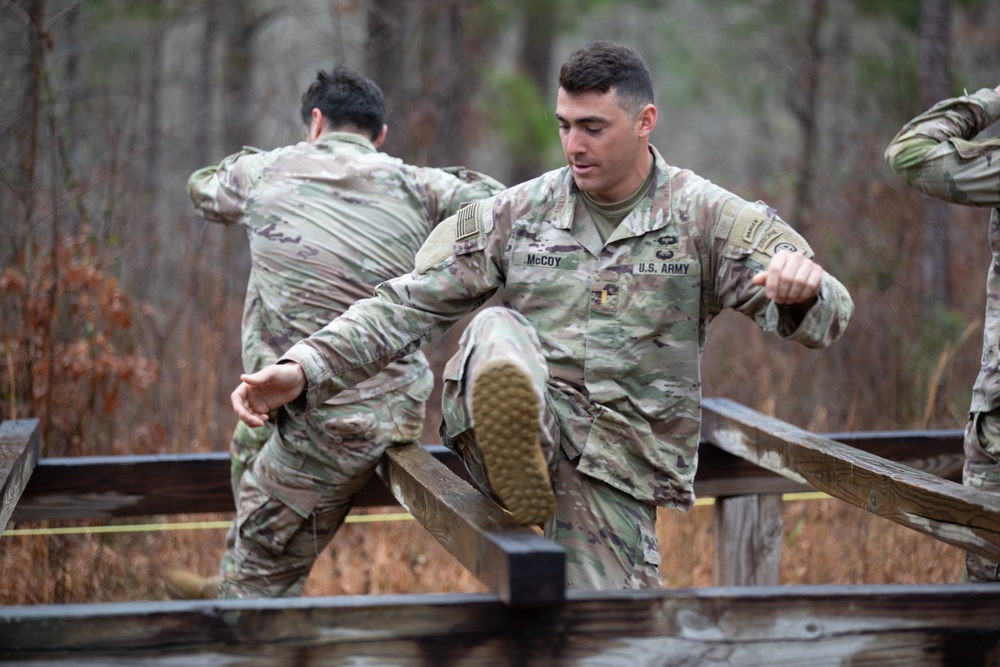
[455,202,482,241]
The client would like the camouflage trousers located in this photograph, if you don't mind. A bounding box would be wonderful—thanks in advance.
[218,372,432,598]
[964,407,1000,581]
[217,420,271,585]
[440,307,662,590]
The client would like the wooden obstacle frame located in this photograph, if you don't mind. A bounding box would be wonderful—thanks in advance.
[2,398,1000,665]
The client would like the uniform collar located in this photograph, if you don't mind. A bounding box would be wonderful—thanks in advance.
[314,131,378,152]
[554,145,675,240]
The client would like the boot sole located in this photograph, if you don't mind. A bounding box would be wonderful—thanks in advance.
[164,571,220,600]
[471,359,555,526]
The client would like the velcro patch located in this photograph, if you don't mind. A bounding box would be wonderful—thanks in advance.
[415,216,459,274]
[455,202,482,241]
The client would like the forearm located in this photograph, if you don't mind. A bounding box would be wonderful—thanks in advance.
[282,273,485,411]
[885,88,1000,203]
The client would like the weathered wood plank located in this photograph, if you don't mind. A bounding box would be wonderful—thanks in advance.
[11,430,964,523]
[0,419,40,529]
[694,428,963,497]
[2,585,999,665]
[378,443,565,608]
[702,398,1000,562]
[10,445,472,521]
[714,494,783,586]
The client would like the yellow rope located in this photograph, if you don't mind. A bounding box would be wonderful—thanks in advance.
[692,491,830,506]
[4,494,832,537]
[2,512,414,537]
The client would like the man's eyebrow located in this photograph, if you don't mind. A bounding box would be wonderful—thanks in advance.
[554,112,609,124]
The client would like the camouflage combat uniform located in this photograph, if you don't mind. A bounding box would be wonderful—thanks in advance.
[885,87,1000,582]
[279,145,854,590]
[188,132,503,597]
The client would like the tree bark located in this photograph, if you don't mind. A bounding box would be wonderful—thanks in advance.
[367,0,412,158]
[918,0,951,309]
[791,0,826,233]
[509,0,557,186]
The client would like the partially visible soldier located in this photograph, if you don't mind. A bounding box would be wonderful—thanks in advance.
[885,83,1000,582]
[232,42,854,590]
[166,66,504,599]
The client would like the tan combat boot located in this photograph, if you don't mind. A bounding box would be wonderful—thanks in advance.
[164,570,222,600]
[471,358,556,526]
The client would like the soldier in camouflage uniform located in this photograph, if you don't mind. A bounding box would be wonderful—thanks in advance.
[169,66,503,599]
[885,84,1000,582]
[232,42,854,590]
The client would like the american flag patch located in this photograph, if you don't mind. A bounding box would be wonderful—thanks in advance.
[455,202,481,241]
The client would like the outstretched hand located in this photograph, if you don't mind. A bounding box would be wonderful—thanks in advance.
[231,362,307,427]
[751,250,824,304]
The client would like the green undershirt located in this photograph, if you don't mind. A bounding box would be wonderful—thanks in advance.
[580,160,657,244]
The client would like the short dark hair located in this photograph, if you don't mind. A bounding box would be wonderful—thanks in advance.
[300,66,386,141]
[558,41,654,116]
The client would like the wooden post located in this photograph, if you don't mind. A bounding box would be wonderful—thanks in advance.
[714,493,783,586]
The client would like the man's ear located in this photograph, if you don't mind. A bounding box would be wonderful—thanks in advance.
[373,124,388,149]
[636,103,657,138]
[307,108,325,142]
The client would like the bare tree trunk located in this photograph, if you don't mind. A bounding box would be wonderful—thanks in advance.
[194,0,218,169]
[18,0,45,448]
[367,0,412,157]
[791,0,826,232]
[63,2,84,231]
[414,0,461,167]
[135,0,165,299]
[918,0,951,309]
[510,0,556,186]
[19,0,45,250]
[221,2,275,152]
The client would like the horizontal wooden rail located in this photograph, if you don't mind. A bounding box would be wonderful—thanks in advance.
[10,445,472,521]
[10,430,964,523]
[702,398,1000,562]
[3,584,1000,665]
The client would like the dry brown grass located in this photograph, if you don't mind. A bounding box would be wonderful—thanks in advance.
[1,498,960,605]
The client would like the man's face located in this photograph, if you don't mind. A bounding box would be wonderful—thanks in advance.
[555,87,655,203]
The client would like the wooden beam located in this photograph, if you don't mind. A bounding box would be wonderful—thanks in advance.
[694,428,963,498]
[8,428,966,523]
[377,443,565,608]
[2,585,1000,665]
[0,419,40,529]
[702,398,1000,562]
[10,445,472,521]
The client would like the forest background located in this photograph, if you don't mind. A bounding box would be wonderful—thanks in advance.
[2,0,999,604]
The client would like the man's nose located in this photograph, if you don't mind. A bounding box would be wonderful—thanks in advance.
[565,129,587,154]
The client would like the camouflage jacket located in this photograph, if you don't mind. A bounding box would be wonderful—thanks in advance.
[885,88,1000,412]
[282,146,853,507]
[188,131,504,404]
